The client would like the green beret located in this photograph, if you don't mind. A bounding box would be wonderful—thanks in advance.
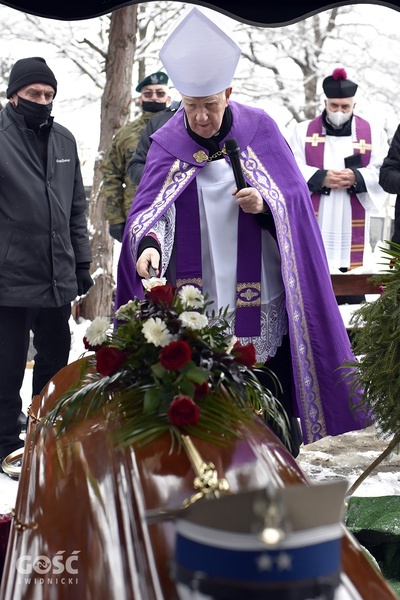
[136,71,169,93]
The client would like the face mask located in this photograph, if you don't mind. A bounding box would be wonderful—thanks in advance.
[326,108,352,129]
[141,100,167,113]
[14,95,53,128]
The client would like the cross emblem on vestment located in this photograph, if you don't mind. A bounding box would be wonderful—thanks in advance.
[241,288,258,302]
[305,133,325,147]
[353,139,372,154]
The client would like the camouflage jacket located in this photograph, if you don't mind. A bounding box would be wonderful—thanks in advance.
[102,112,153,224]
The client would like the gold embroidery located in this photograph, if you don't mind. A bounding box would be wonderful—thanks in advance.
[353,139,372,154]
[193,150,208,163]
[236,282,261,307]
[133,159,196,234]
[305,133,325,147]
[176,277,202,288]
[243,145,326,441]
[193,144,227,164]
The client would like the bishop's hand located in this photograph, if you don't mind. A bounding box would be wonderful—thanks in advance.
[136,248,160,279]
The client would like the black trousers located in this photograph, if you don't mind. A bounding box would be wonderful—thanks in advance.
[0,304,71,457]
[256,334,303,458]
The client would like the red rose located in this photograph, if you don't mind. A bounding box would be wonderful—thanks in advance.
[233,341,256,367]
[146,284,176,307]
[83,336,101,352]
[96,347,127,376]
[160,340,192,370]
[194,381,209,399]
[167,395,200,427]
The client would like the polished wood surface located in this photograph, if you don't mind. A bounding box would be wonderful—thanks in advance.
[331,273,380,296]
[0,358,397,599]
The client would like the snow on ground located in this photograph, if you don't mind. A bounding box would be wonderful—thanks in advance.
[297,426,400,498]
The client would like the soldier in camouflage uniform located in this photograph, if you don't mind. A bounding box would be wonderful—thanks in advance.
[102,71,171,242]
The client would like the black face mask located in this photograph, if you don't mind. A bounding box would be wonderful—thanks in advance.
[14,95,53,128]
[142,101,167,113]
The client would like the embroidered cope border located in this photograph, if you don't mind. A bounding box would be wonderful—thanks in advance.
[241,146,326,441]
[129,159,197,265]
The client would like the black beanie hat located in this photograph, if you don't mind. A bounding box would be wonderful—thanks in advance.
[6,57,57,99]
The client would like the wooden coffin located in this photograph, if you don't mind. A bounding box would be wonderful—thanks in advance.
[330,273,380,297]
[0,358,397,600]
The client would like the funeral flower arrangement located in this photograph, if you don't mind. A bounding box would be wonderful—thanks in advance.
[39,278,288,449]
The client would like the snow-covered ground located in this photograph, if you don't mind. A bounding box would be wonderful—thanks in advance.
[297,425,400,498]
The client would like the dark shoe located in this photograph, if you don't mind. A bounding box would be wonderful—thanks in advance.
[0,450,23,481]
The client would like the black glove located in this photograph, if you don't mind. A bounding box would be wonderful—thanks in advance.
[76,263,94,296]
[109,222,125,243]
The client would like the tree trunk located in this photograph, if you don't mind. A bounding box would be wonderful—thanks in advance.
[80,5,137,320]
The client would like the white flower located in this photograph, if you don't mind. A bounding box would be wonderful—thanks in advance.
[142,317,173,347]
[178,285,204,309]
[226,335,238,354]
[142,276,167,291]
[179,311,208,331]
[114,300,137,321]
[85,316,111,346]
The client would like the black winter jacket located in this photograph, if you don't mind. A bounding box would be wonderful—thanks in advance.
[379,124,400,245]
[127,103,180,186]
[0,103,92,307]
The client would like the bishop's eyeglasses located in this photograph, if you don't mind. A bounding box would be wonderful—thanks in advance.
[141,90,167,99]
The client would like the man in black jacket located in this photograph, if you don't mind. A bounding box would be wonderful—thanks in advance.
[0,57,93,474]
[127,101,181,186]
[379,125,400,246]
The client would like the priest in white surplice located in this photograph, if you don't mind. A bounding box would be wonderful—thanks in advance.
[289,68,388,302]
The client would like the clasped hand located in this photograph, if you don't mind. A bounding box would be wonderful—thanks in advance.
[323,168,356,190]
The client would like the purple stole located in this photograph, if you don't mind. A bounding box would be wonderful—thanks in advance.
[305,115,372,269]
[174,176,262,337]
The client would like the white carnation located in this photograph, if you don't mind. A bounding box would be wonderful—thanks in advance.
[115,300,137,321]
[85,316,111,346]
[178,285,204,308]
[179,311,208,331]
[226,335,238,354]
[142,317,173,347]
[142,276,167,291]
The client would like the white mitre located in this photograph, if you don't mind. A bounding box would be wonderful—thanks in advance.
[159,7,241,97]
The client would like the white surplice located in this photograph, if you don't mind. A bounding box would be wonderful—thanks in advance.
[289,117,388,269]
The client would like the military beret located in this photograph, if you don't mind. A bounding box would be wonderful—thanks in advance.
[136,71,169,93]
